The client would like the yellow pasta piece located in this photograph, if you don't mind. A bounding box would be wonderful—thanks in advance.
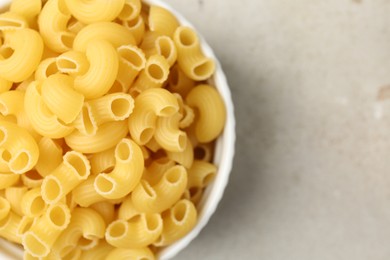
[122,15,145,45]
[53,207,106,256]
[17,215,36,238]
[166,139,194,169]
[34,58,59,82]
[117,196,142,221]
[41,151,91,204]
[106,247,155,260]
[38,0,74,53]
[174,26,215,81]
[155,113,187,152]
[72,103,98,136]
[65,0,125,24]
[142,157,175,185]
[73,22,135,52]
[187,160,216,189]
[95,138,144,199]
[24,81,75,138]
[117,44,146,92]
[0,77,12,94]
[67,19,85,35]
[74,40,119,99]
[89,147,116,175]
[132,165,188,213]
[0,120,39,174]
[144,137,161,153]
[35,137,63,177]
[21,170,44,189]
[128,88,179,145]
[79,240,114,260]
[118,0,141,21]
[106,213,162,248]
[0,11,28,30]
[131,54,170,93]
[0,172,19,190]
[5,186,27,216]
[0,212,22,244]
[56,50,89,76]
[23,203,71,257]
[21,187,47,217]
[87,93,134,125]
[154,199,197,246]
[148,6,179,37]
[0,29,43,82]
[41,74,84,124]
[65,120,128,153]
[0,196,10,221]
[10,0,41,25]
[72,176,106,207]
[90,201,116,225]
[186,84,226,143]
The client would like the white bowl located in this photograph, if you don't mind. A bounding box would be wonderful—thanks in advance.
[0,0,236,259]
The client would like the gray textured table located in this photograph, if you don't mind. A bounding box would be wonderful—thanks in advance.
[169,0,390,259]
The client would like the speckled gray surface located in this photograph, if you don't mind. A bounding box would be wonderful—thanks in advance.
[168,0,390,259]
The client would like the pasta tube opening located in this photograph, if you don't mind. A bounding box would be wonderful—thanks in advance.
[59,32,75,50]
[0,46,14,59]
[94,175,115,194]
[177,27,198,47]
[24,233,49,257]
[193,59,214,79]
[0,12,28,30]
[48,204,69,228]
[0,149,11,164]
[118,46,145,69]
[172,201,187,223]
[22,189,46,217]
[0,126,8,145]
[9,150,31,174]
[42,178,61,202]
[17,216,35,237]
[65,151,89,178]
[107,220,127,239]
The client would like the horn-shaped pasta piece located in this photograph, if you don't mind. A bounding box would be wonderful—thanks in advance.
[56,50,89,76]
[72,176,105,207]
[167,64,195,98]
[95,138,144,199]
[0,11,28,30]
[35,137,63,177]
[166,139,194,169]
[154,199,197,246]
[148,6,179,37]
[174,26,215,81]
[41,151,91,204]
[23,203,71,257]
[187,160,216,189]
[118,196,142,221]
[73,22,135,52]
[53,208,106,256]
[106,213,162,248]
[74,40,119,99]
[24,81,74,138]
[155,113,187,152]
[0,172,19,190]
[106,247,155,260]
[21,170,44,188]
[38,0,74,53]
[34,58,59,81]
[0,212,22,244]
[0,28,43,82]
[89,146,116,175]
[90,201,116,225]
[132,165,187,213]
[118,0,141,21]
[186,84,226,143]
[21,187,47,217]
[72,103,98,136]
[10,0,41,26]
[117,44,146,92]
[142,157,175,185]
[65,0,124,24]
[79,240,113,260]
[121,15,145,46]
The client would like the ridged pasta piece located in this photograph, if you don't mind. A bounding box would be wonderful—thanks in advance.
[0,11,28,30]
[128,88,179,145]
[187,160,216,189]
[0,77,12,94]
[67,19,85,35]
[35,137,63,177]
[148,6,179,37]
[16,215,35,238]
[74,40,119,99]
[173,93,195,129]
[106,247,155,260]
[0,90,40,140]
[183,187,203,206]
[106,213,162,248]
[0,211,22,244]
[144,137,161,153]
[41,151,91,204]
[117,44,146,92]
[38,0,74,53]
[21,170,44,188]
[65,120,128,153]
[73,22,135,52]
[118,196,142,221]
[143,157,175,185]
[174,26,215,81]
[155,113,187,152]
[131,54,170,92]
[23,203,71,257]
[132,165,188,213]
[56,50,89,76]
[53,207,106,256]
[24,81,74,138]
[0,29,43,82]
[154,199,197,246]
[5,186,27,216]
[65,0,125,24]
[41,74,84,124]
[186,84,226,143]
[0,120,39,174]
[167,139,194,169]
[118,0,141,21]
[90,201,116,225]
[140,31,159,51]
[10,0,41,25]
[34,58,59,82]
[87,93,134,125]
[21,187,47,217]
[155,36,177,67]
[79,240,113,260]
[121,16,145,45]
[94,138,144,199]
[167,64,195,98]
[0,172,19,190]
[72,103,98,136]
[72,176,104,207]
[0,196,10,221]
[89,147,115,176]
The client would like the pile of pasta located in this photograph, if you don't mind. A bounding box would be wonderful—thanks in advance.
[0,0,226,259]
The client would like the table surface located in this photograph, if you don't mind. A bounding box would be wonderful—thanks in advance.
[168,0,390,260]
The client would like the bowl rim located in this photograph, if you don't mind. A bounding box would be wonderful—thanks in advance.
[0,0,236,259]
